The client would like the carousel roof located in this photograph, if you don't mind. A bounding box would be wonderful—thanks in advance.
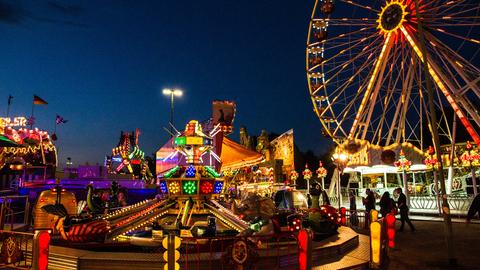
[220,137,264,171]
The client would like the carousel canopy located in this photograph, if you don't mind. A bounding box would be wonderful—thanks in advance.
[220,137,264,171]
[0,135,19,147]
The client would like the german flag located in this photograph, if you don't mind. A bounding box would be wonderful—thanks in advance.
[33,95,48,105]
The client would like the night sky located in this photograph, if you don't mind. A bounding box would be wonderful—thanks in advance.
[0,1,330,166]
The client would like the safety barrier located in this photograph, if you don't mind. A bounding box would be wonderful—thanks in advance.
[368,210,396,269]
[0,195,30,231]
[0,230,35,269]
[345,209,368,230]
[176,233,299,270]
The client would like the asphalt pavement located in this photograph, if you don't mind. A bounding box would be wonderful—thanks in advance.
[386,220,480,270]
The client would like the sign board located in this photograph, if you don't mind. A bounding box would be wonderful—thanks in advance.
[0,117,27,127]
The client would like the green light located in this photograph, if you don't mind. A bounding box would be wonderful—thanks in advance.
[182,181,197,195]
[205,166,221,178]
[174,137,186,145]
[164,166,180,178]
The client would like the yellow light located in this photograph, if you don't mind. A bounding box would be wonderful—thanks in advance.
[370,221,382,265]
[163,88,183,97]
[377,1,408,35]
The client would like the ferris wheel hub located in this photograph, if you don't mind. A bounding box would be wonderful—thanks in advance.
[378,1,408,34]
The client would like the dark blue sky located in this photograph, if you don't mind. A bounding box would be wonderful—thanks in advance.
[0,0,330,165]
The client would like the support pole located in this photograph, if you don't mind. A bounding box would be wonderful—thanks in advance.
[170,93,174,138]
[472,166,478,196]
[402,171,410,207]
[337,170,342,210]
[447,115,457,195]
[413,0,456,265]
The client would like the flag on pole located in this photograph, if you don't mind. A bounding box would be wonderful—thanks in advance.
[7,95,13,105]
[26,116,36,126]
[33,95,48,105]
[55,115,68,124]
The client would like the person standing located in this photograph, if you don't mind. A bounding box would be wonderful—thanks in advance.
[379,191,394,218]
[363,189,376,227]
[467,193,480,223]
[349,190,359,226]
[396,187,415,232]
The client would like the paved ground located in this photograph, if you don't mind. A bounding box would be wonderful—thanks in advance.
[387,220,480,270]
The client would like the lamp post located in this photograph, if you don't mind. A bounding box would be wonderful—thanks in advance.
[460,141,480,196]
[162,88,183,138]
[316,161,328,190]
[303,164,312,195]
[394,149,412,207]
[424,146,442,215]
[332,151,348,210]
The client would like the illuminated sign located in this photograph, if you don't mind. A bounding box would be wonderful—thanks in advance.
[0,117,27,127]
[186,137,203,145]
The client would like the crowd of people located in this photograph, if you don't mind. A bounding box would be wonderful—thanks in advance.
[361,188,415,232]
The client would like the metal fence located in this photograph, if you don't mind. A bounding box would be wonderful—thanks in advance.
[0,195,30,231]
[345,209,368,231]
[0,230,35,269]
[176,233,299,270]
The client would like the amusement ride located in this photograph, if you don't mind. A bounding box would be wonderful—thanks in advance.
[307,0,480,200]
[307,0,479,147]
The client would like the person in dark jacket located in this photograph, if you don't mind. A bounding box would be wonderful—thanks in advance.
[349,190,359,226]
[396,188,415,232]
[363,189,376,227]
[379,191,394,218]
[364,189,376,212]
[467,193,480,223]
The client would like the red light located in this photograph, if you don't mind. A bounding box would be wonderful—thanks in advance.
[38,231,50,270]
[340,207,347,225]
[131,159,141,165]
[385,213,396,248]
[298,229,311,270]
[200,181,213,194]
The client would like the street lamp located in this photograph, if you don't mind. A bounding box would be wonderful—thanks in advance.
[332,151,348,210]
[162,88,183,138]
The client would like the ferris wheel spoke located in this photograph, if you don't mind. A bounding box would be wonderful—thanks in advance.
[322,38,382,82]
[401,26,480,145]
[429,26,480,44]
[434,2,479,17]
[319,54,379,134]
[322,32,380,65]
[376,48,407,144]
[339,0,380,13]
[425,31,480,75]
[308,27,372,48]
[320,51,379,111]
[426,0,471,16]
[348,34,394,140]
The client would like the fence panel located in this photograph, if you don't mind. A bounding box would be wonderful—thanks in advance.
[0,230,35,269]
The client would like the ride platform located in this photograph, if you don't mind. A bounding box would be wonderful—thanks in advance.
[46,227,367,270]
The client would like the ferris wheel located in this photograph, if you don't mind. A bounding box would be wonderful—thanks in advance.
[306,0,480,149]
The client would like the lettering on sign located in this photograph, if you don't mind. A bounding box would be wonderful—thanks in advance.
[0,117,27,127]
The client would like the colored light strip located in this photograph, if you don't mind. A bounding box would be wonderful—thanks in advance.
[400,26,480,146]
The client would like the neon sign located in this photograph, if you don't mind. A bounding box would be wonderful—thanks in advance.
[0,117,27,127]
